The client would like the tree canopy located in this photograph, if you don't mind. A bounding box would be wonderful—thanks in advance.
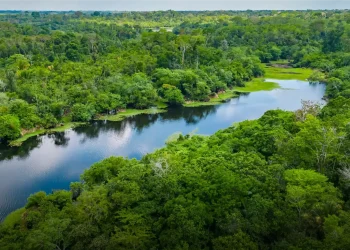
[1,10,350,141]
[1,9,350,249]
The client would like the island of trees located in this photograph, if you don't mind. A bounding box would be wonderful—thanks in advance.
[1,9,350,249]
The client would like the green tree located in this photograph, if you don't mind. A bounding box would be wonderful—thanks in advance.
[0,114,21,140]
[285,169,342,235]
[9,99,39,129]
[71,103,95,122]
[161,84,184,106]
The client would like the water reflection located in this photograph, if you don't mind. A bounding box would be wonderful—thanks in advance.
[73,104,219,142]
[0,80,325,221]
[0,136,42,161]
[160,104,219,125]
[49,132,70,147]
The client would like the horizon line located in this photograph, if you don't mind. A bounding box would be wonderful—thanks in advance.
[0,9,349,12]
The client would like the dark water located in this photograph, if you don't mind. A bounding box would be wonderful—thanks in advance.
[0,79,325,221]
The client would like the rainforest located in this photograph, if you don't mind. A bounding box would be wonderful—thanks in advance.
[1,9,350,250]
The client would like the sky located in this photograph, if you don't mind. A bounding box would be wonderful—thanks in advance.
[0,0,349,11]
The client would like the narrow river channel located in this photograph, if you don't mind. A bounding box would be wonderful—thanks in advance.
[0,79,325,220]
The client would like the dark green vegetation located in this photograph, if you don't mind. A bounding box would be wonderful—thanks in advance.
[1,9,350,143]
[1,9,350,249]
[2,100,350,249]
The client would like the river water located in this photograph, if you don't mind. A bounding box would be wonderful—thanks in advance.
[0,79,325,220]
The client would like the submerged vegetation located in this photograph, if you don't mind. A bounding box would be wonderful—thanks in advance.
[1,9,350,250]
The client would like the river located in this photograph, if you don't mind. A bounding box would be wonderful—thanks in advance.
[0,79,325,221]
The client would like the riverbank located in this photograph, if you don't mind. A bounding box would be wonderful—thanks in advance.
[96,108,167,121]
[9,108,168,145]
[233,78,280,92]
[264,64,313,80]
[0,78,326,222]
[183,90,239,107]
[9,122,86,147]
[183,79,280,107]
[8,66,313,146]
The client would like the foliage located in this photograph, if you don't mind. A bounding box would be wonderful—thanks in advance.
[1,9,350,249]
[160,84,185,106]
[1,104,350,249]
[0,114,21,140]
[233,78,279,92]
[71,104,95,122]
[4,9,347,136]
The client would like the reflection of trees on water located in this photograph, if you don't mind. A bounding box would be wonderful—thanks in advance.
[161,105,219,125]
[73,120,131,144]
[0,104,219,160]
[74,123,102,143]
[48,132,70,147]
[131,114,160,133]
[130,105,219,132]
[0,132,73,162]
[74,120,133,143]
[0,136,42,161]
[74,104,219,141]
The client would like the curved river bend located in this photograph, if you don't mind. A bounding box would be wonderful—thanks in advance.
[0,79,325,220]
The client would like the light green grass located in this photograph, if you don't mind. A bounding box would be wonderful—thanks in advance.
[9,129,46,146]
[97,108,166,122]
[155,101,168,109]
[184,90,238,107]
[184,101,220,107]
[48,122,86,132]
[9,122,85,147]
[214,90,239,101]
[264,65,313,80]
[233,78,280,92]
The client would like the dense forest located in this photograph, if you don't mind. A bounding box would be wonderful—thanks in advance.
[1,9,350,249]
[1,9,349,142]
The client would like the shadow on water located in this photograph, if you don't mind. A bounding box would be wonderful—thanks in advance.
[0,80,326,221]
[0,131,73,162]
[48,132,70,147]
[0,136,42,161]
[0,104,219,160]
[162,104,219,124]
[74,104,219,142]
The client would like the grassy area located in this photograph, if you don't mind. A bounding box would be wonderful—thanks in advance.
[9,122,85,147]
[9,129,46,146]
[8,65,310,146]
[264,64,313,80]
[97,108,167,122]
[185,64,311,107]
[48,122,86,133]
[233,78,280,92]
[186,64,311,107]
[184,101,221,107]
[155,101,168,109]
[184,90,238,107]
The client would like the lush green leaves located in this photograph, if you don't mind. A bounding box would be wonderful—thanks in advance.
[1,9,350,250]
[0,114,21,140]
